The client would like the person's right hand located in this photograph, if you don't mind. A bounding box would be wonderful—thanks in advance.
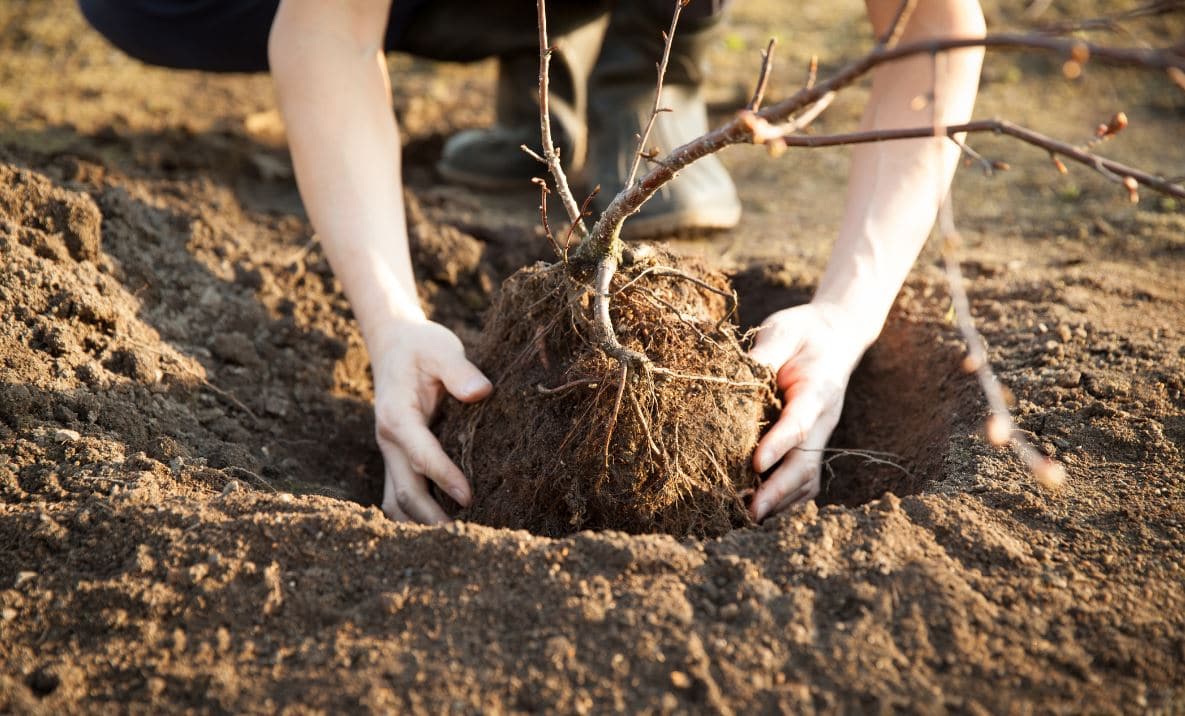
[369,319,492,524]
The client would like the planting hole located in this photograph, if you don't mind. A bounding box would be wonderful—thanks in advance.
[733,265,981,508]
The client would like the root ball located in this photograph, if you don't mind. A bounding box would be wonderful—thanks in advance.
[435,252,777,538]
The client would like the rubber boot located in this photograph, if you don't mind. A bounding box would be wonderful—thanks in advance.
[586,5,741,238]
[415,7,608,190]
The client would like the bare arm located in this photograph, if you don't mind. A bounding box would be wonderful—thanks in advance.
[749,0,985,519]
[269,0,490,523]
[816,0,986,347]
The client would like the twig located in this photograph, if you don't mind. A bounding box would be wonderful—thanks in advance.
[285,234,319,269]
[878,0,918,49]
[125,335,261,422]
[563,189,599,256]
[738,92,837,156]
[625,0,688,190]
[1035,1,1185,35]
[937,197,1066,491]
[736,115,1184,199]
[748,39,777,111]
[582,33,1185,260]
[536,0,587,240]
[532,177,564,260]
[949,133,999,175]
[615,266,735,305]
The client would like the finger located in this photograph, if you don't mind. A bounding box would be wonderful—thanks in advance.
[752,448,820,521]
[752,388,826,473]
[377,418,471,506]
[748,314,807,371]
[379,442,451,524]
[779,472,822,510]
[381,466,412,522]
[432,353,492,403]
[788,480,821,507]
[749,332,799,373]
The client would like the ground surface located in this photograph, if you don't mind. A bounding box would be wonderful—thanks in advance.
[1,1,1184,713]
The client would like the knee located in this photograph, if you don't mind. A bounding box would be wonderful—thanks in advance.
[76,0,272,73]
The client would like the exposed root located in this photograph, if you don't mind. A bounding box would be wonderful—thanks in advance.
[603,364,629,468]
[592,254,650,366]
[798,447,916,493]
[536,377,601,395]
[649,366,771,390]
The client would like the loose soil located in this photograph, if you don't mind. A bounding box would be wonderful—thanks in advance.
[2,1,1184,713]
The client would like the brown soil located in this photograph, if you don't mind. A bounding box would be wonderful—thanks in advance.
[2,1,1185,713]
[437,253,776,538]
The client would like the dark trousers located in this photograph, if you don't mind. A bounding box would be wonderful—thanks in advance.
[78,0,731,74]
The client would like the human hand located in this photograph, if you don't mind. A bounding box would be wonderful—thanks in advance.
[370,319,492,523]
[747,302,873,521]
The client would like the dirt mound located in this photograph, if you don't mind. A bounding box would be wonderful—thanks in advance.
[437,253,776,537]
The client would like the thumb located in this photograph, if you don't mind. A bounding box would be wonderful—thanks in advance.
[436,353,492,403]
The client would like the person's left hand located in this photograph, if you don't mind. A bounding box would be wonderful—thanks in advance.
[747,302,873,521]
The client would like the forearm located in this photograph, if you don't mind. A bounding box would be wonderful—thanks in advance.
[269,0,422,352]
[815,0,985,349]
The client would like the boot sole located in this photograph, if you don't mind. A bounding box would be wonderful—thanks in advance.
[618,203,742,240]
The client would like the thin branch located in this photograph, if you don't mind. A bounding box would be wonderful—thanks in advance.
[745,118,1185,199]
[581,33,1185,260]
[562,189,600,257]
[938,197,1065,491]
[748,39,777,111]
[738,91,837,156]
[625,0,688,189]
[1035,0,1185,35]
[536,0,588,241]
[878,0,918,49]
[948,133,1000,175]
[531,177,564,260]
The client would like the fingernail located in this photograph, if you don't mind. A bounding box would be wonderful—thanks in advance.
[463,376,491,398]
[449,486,470,506]
[753,451,770,474]
[753,501,766,521]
